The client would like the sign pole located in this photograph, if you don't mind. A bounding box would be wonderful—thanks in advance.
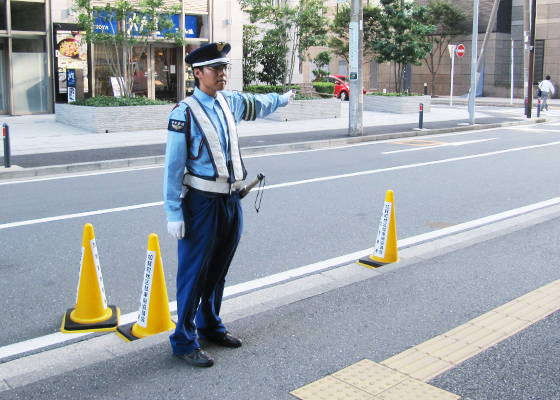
[448,45,457,107]
[511,39,514,105]
[468,0,479,125]
[348,0,363,137]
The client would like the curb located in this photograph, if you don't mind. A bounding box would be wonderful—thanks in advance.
[0,118,546,180]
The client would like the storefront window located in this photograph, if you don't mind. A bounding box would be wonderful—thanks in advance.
[11,0,45,31]
[185,44,201,97]
[12,38,48,114]
[94,43,120,96]
[0,0,6,31]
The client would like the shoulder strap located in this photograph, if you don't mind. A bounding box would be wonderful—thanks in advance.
[183,105,204,162]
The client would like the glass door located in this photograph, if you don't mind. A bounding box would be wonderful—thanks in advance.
[132,46,148,98]
[153,46,177,102]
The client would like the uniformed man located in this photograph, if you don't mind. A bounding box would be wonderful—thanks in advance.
[163,42,294,367]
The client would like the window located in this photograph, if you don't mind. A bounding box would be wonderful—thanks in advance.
[533,40,545,84]
[369,60,378,89]
[339,60,347,77]
[12,38,48,113]
[11,0,46,31]
[0,0,6,30]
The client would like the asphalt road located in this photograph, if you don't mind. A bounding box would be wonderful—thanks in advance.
[2,122,560,348]
[2,120,560,398]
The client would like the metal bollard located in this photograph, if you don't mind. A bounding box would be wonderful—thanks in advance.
[2,123,10,168]
[419,103,424,129]
[424,83,428,96]
[537,98,541,117]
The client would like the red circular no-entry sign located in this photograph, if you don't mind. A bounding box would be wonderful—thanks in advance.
[457,44,465,58]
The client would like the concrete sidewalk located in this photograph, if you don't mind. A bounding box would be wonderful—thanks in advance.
[0,97,552,179]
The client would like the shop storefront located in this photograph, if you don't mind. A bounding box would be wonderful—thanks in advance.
[0,0,217,114]
[0,0,52,115]
[89,11,209,103]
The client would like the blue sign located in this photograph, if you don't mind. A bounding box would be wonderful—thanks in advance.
[156,15,198,38]
[185,16,197,38]
[68,87,76,103]
[94,11,118,34]
[67,69,76,87]
[94,10,197,38]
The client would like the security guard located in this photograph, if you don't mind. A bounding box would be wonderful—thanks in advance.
[164,42,294,367]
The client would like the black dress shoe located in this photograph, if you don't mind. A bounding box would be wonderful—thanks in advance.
[174,348,214,367]
[205,331,242,348]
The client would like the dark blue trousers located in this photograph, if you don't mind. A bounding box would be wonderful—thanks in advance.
[170,190,243,355]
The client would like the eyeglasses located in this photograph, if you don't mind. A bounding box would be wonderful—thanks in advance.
[205,65,229,73]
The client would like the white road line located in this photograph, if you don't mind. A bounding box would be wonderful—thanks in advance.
[0,202,163,230]
[262,140,560,190]
[3,140,560,230]
[382,138,497,154]
[0,125,518,186]
[2,195,560,360]
[0,165,164,186]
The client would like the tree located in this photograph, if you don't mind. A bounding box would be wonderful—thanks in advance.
[74,0,186,98]
[243,25,261,86]
[369,0,436,93]
[328,4,380,63]
[311,50,332,82]
[240,0,329,91]
[421,0,467,96]
[259,28,289,85]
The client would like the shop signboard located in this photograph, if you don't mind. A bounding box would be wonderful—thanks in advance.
[55,31,88,94]
[156,15,198,38]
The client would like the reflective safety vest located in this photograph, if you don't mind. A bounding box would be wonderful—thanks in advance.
[181,93,246,195]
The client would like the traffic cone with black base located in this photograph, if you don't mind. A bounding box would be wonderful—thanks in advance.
[358,190,399,269]
[117,234,175,342]
[61,223,120,333]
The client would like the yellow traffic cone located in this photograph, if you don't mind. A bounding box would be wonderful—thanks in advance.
[61,223,120,333]
[358,190,399,269]
[117,234,175,342]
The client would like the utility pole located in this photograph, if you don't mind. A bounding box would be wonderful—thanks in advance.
[468,0,479,125]
[348,0,363,136]
[523,0,530,110]
[527,0,537,118]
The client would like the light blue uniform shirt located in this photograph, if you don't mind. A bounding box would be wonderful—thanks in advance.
[164,87,290,222]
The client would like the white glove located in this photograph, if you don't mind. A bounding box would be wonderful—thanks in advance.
[284,90,295,104]
[167,220,185,240]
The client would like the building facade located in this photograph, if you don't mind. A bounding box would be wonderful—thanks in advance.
[0,0,244,115]
[304,0,558,99]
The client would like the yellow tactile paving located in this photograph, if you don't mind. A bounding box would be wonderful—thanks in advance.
[291,278,560,400]
[376,378,460,400]
[332,359,408,395]
[290,375,373,400]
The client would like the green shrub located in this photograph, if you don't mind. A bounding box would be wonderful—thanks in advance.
[294,94,322,100]
[368,92,422,97]
[71,96,174,107]
[313,82,335,95]
[243,85,300,94]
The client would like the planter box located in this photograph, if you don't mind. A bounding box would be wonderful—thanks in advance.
[55,103,173,133]
[363,95,431,114]
[263,98,341,121]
